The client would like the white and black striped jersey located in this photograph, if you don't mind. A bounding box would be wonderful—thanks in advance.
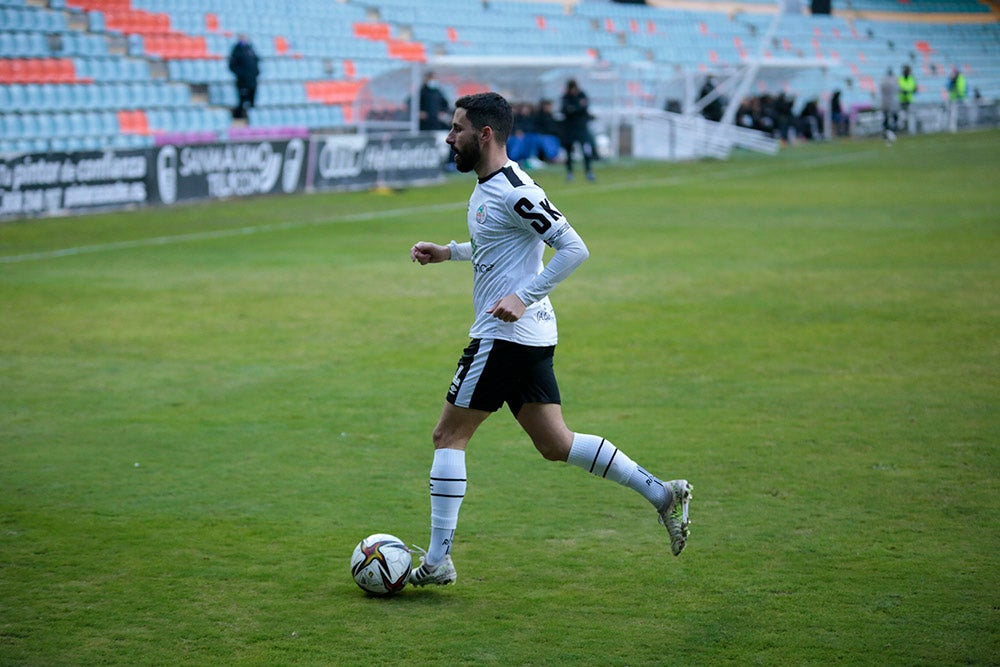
[450,160,589,346]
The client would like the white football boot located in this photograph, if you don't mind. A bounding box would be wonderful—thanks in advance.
[658,480,692,556]
[408,547,457,587]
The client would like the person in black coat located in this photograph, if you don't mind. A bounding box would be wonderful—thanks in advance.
[228,34,259,119]
[418,71,450,131]
[560,79,595,181]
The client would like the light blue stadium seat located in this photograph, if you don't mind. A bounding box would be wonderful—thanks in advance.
[1,8,23,31]
[58,135,82,152]
[71,57,91,81]
[168,83,191,106]
[169,108,191,131]
[166,60,184,81]
[78,83,100,110]
[128,34,144,57]
[67,110,86,136]
[79,110,99,136]
[1,114,23,137]
[20,32,48,57]
[57,32,78,56]
[127,82,149,108]
[85,33,108,56]
[100,82,123,109]
[38,83,57,110]
[22,83,42,111]
[91,58,113,82]
[5,84,25,111]
[51,112,70,137]
[62,83,83,110]
[89,10,104,33]
[19,113,39,139]
[97,111,118,135]
[34,112,54,139]
[123,59,144,82]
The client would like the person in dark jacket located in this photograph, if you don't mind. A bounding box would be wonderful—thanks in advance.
[419,71,450,131]
[228,34,259,120]
[560,79,595,181]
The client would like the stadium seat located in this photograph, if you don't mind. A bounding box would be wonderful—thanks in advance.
[117,109,151,134]
[51,111,71,137]
[1,113,23,137]
[67,110,86,136]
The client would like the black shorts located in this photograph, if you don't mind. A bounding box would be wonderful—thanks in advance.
[446,339,561,416]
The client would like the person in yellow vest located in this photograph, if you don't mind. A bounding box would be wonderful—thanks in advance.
[947,66,967,132]
[897,65,917,133]
[948,67,967,101]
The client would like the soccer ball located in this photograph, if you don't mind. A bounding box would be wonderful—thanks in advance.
[350,533,412,596]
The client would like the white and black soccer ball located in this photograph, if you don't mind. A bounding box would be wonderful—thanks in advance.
[350,533,412,596]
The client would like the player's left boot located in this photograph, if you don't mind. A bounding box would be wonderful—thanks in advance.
[658,480,692,556]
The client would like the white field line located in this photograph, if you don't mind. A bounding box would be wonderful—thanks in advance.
[0,149,878,265]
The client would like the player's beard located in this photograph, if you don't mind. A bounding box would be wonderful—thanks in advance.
[452,140,481,173]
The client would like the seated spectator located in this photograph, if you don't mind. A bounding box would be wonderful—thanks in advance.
[506,100,561,167]
[797,99,823,141]
[530,99,562,163]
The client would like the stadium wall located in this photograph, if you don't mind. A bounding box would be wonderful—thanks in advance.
[0,132,443,221]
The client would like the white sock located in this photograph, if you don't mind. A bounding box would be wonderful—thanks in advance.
[426,448,466,565]
[567,433,667,509]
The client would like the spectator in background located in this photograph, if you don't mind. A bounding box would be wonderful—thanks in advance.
[948,67,967,102]
[897,65,917,133]
[228,34,259,120]
[419,71,451,131]
[797,99,822,141]
[736,95,761,131]
[531,99,562,163]
[560,79,595,182]
[880,68,899,145]
[947,66,967,133]
[699,75,723,122]
[506,101,563,167]
[507,102,537,164]
[830,90,847,137]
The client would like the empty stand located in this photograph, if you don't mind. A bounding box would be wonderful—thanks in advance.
[0,0,998,155]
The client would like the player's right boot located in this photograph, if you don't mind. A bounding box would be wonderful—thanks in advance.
[658,480,692,556]
[408,550,457,587]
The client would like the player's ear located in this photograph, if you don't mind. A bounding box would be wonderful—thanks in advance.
[480,125,493,146]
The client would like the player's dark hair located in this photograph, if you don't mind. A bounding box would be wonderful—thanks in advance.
[454,92,513,145]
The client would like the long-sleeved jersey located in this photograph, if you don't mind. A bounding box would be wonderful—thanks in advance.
[449,160,589,346]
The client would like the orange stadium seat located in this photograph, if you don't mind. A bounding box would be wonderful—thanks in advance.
[116,109,150,135]
[66,0,131,10]
[353,23,391,41]
[304,80,365,105]
[387,40,426,62]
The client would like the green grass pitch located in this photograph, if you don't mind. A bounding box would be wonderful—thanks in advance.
[1,130,998,665]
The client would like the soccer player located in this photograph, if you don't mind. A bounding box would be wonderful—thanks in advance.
[408,92,692,587]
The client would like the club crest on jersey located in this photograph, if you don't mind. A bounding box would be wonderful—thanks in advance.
[475,204,487,224]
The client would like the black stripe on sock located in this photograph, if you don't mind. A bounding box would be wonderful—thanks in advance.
[589,438,606,474]
[430,476,467,482]
[601,447,619,478]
